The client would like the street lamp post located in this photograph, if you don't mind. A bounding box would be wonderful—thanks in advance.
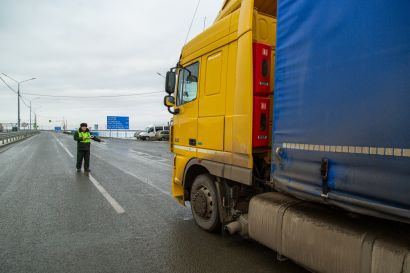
[1,73,36,131]
[29,97,40,130]
[33,107,42,130]
[30,100,32,130]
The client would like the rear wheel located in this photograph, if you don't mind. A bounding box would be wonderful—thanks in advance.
[190,174,221,232]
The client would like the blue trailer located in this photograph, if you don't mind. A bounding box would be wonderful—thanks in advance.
[236,2,410,271]
[271,0,410,224]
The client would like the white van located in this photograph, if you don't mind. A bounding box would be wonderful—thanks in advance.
[137,125,169,140]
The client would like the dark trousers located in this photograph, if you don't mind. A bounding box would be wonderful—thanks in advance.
[76,149,90,170]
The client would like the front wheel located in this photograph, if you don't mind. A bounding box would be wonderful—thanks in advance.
[190,174,221,232]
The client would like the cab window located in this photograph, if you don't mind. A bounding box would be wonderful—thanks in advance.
[177,62,199,105]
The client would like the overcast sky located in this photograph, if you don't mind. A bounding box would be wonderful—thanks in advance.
[0,0,222,130]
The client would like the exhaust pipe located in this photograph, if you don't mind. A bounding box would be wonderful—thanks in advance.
[225,221,242,235]
[224,215,248,236]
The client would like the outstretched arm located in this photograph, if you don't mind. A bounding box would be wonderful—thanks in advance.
[91,135,103,142]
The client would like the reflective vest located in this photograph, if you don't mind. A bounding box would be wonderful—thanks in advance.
[78,130,91,143]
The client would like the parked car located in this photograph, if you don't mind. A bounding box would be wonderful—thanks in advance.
[137,125,169,140]
[155,130,169,141]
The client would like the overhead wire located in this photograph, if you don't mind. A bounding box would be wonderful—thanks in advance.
[0,75,33,108]
[1,76,166,128]
[2,75,163,99]
[21,91,163,98]
[0,76,18,94]
[1,75,165,124]
[184,0,202,45]
[20,96,31,108]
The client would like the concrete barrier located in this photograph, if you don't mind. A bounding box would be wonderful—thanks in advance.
[0,131,39,147]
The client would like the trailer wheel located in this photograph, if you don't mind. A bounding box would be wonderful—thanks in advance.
[190,174,220,232]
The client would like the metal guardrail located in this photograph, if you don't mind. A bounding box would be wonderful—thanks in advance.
[0,131,39,147]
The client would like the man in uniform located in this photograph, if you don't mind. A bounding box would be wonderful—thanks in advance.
[74,123,102,173]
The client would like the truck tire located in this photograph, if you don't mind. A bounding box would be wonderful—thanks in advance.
[190,174,221,232]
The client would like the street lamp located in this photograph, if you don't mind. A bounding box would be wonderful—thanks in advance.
[33,108,43,130]
[1,73,36,130]
[29,97,40,130]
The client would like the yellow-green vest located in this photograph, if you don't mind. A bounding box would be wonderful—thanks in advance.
[78,130,91,143]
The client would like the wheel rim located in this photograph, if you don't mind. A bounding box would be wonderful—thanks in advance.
[191,185,213,220]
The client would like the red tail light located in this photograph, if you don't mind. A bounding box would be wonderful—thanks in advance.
[252,42,272,148]
[252,96,270,147]
[253,43,271,96]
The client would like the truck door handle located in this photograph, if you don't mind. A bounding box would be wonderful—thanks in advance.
[189,139,197,146]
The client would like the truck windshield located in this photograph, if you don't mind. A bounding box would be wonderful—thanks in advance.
[177,62,199,105]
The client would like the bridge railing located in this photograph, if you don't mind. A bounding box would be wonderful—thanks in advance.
[0,131,39,147]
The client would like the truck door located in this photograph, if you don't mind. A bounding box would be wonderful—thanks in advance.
[174,61,200,149]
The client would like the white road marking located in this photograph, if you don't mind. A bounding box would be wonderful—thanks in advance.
[53,133,125,214]
[88,174,125,214]
[54,135,74,158]
[58,133,171,198]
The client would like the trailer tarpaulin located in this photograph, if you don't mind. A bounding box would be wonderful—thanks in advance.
[272,0,410,222]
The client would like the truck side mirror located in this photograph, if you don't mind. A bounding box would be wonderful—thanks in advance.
[164,95,175,107]
[165,71,176,94]
[164,95,180,115]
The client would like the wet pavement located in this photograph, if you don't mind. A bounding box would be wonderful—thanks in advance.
[0,132,307,273]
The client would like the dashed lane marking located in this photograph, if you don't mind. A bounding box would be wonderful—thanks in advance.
[89,174,125,214]
[54,135,74,158]
[53,134,125,214]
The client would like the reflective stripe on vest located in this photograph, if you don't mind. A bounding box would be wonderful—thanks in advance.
[78,130,91,143]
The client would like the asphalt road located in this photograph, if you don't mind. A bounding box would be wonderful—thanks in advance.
[0,132,307,273]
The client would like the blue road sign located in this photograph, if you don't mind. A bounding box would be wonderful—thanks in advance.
[54,127,62,132]
[107,116,129,130]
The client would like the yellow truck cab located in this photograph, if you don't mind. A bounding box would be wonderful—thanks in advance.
[164,0,276,230]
